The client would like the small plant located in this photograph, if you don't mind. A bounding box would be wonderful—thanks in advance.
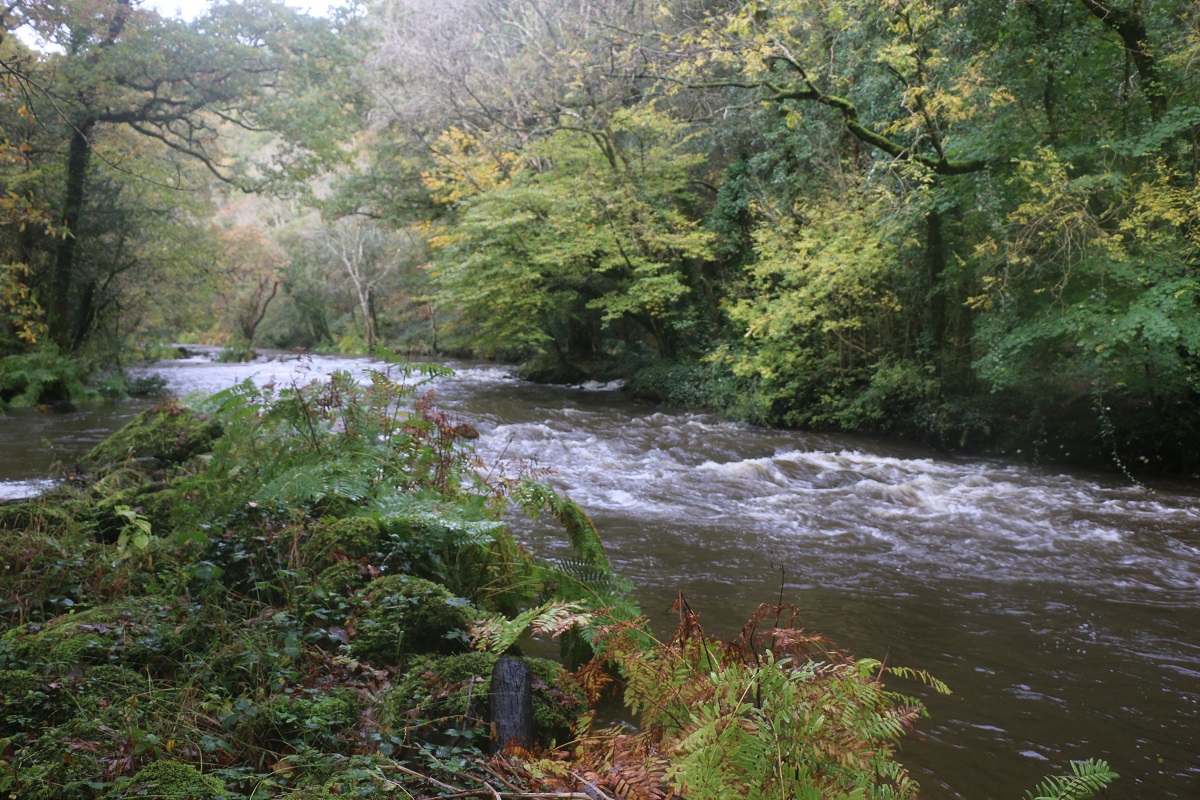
[1023,758,1119,800]
[113,504,153,562]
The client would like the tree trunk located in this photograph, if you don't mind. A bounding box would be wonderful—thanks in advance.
[1077,0,1166,120]
[49,120,95,350]
[925,210,947,364]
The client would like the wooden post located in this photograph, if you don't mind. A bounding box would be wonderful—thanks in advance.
[489,657,533,751]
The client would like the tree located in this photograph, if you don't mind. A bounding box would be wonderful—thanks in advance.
[317,215,409,352]
[213,223,286,346]
[430,107,713,368]
[1,0,361,351]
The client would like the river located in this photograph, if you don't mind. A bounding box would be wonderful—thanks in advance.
[2,351,1198,799]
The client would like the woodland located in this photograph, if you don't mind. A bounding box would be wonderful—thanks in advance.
[0,0,1193,796]
[1,0,1199,471]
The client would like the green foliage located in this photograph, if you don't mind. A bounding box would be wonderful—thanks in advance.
[112,504,153,561]
[4,597,207,674]
[0,669,55,736]
[514,482,609,573]
[625,358,755,417]
[721,187,935,432]
[0,362,656,799]
[216,342,257,363]
[348,576,475,665]
[1022,759,1119,800]
[177,351,463,525]
[591,601,948,800]
[383,651,586,750]
[431,108,714,364]
[0,346,97,408]
[303,516,385,566]
[469,600,592,656]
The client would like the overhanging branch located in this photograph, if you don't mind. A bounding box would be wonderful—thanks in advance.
[689,76,986,176]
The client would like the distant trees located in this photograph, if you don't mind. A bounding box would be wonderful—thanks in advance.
[0,0,359,353]
[317,216,409,352]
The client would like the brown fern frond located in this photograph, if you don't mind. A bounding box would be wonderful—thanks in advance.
[669,592,704,643]
[575,659,616,705]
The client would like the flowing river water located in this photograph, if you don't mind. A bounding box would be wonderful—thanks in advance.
[2,351,1198,799]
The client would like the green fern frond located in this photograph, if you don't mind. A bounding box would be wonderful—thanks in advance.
[470,600,591,654]
[515,481,610,571]
[881,665,952,696]
[1023,759,1118,800]
[554,558,615,589]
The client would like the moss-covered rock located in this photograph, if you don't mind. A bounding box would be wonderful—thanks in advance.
[0,502,75,534]
[73,664,143,703]
[382,651,586,748]
[349,576,474,665]
[303,516,385,567]
[81,402,221,469]
[5,597,206,673]
[113,761,224,799]
[313,561,369,597]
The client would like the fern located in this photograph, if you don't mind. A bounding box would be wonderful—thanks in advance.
[589,600,937,800]
[470,600,592,654]
[1023,759,1118,800]
[515,481,610,572]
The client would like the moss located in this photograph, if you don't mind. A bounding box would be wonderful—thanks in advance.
[313,561,368,596]
[384,652,586,748]
[75,664,142,701]
[115,761,224,799]
[303,516,385,567]
[6,597,206,673]
[348,576,474,665]
[81,402,221,469]
[0,502,75,534]
[10,718,107,800]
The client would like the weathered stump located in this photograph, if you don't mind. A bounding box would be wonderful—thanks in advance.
[489,657,533,751]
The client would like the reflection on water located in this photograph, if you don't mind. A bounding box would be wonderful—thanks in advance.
[3,350,1198,798]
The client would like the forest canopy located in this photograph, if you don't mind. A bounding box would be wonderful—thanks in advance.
[3,0,1200,471]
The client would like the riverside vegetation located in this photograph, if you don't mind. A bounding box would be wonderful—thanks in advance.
[0,354,1117,800]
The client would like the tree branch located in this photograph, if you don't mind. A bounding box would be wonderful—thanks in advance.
[693,76,986,176]
[1076,0,1166,118]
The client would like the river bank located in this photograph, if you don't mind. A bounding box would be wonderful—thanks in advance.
[3,350,1198,798]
